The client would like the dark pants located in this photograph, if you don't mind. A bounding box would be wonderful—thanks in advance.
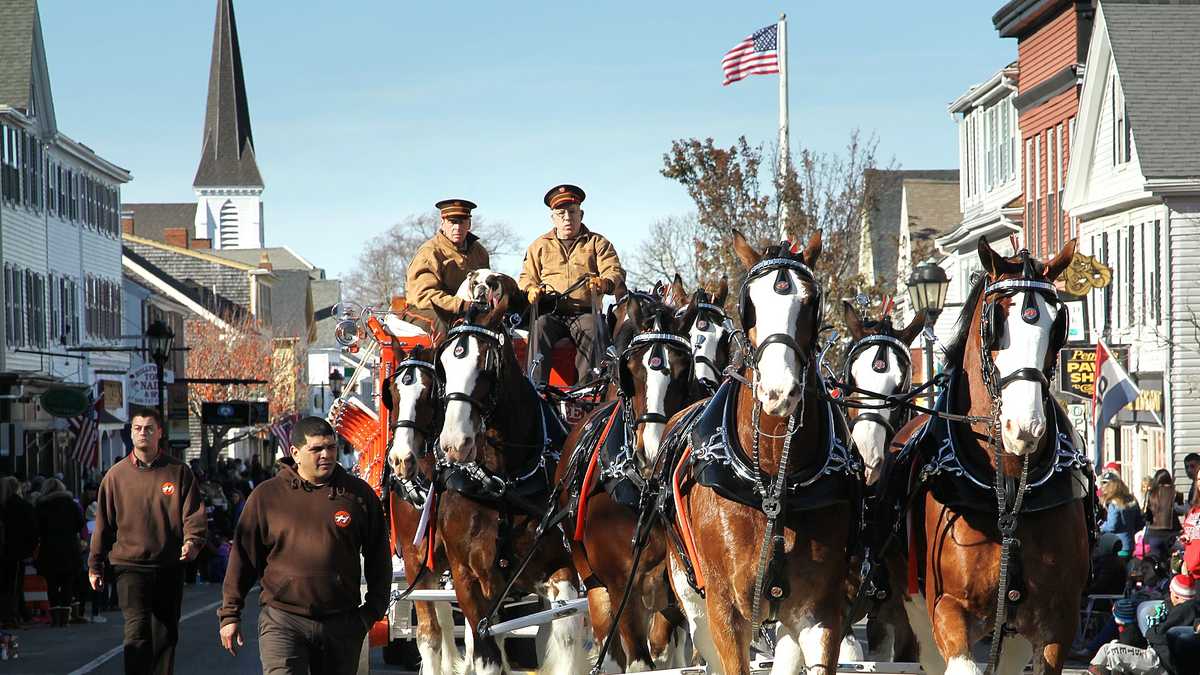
[116,566,184,675]
[44,572,74,608]
[0,560,22,623]
[535,312,601,383]
[257,604,368,675]
[1166,625,1200,675]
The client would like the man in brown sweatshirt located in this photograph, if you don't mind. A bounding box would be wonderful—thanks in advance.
[218,417,391,674]
[88,406,206,675]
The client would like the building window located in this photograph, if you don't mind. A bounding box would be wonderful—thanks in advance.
[4,264,20,346]
[1025,138,1034,246]
[219,200,239,248]
[1126,224,1135,327]
[1152,220,1162,324]
[1101,232,1112,336]
[1113,75,1131,165]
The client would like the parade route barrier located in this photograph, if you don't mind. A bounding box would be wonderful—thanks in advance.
[22,564,49,622]
[481,597,589,637]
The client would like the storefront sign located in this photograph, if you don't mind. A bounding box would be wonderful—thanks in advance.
[100,380,124,411]
[1117,372,1163,425]
[127,363,174,406]
[39,386,89,418]
[1058,345,1128,401]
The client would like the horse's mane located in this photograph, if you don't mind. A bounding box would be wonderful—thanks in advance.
[940,273,986,370]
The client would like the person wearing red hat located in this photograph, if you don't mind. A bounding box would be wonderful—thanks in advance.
[520,184,625,382]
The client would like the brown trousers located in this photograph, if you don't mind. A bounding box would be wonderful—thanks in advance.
[257,604,368,675]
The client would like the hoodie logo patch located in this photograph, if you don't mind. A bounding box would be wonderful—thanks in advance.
[333,510,352,528]
[160,482,176,496]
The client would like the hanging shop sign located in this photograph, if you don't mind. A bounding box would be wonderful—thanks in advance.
[1058,344,1128,401]
[1117,372,1163,426]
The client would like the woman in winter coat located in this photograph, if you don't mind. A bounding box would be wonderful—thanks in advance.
[34,478,85,627]
[1,475,38,628]
[1144,469,1183,563]
[1100,470,1144,554]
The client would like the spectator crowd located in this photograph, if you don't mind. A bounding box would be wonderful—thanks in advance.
[1083,453,1200,675]
[1,454,274,634]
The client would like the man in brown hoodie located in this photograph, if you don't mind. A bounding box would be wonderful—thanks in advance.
[217,417,391,674]
[88,406,206,675]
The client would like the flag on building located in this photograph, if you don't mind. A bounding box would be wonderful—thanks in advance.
[1093,340,1141,465]
[722,24,780,85]
[271,413,297,451]
[67,396,102,468]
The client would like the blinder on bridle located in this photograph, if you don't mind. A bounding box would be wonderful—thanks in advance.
[978,251,1069,394]
[738,255,824,365]
[387,357,439,456]
[681,290,732,387]
[841,328,913,438]
[616,319,692,427]
[436,324,508,417]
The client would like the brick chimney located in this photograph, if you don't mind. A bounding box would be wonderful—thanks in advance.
[164,228,190,249]
[257,251,273,271]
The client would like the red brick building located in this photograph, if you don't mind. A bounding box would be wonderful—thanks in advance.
[994,0,1096,257]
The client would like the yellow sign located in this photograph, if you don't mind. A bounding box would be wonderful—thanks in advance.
[1062,252,1112,297]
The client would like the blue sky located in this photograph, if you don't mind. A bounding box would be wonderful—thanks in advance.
[39,1,1013,278]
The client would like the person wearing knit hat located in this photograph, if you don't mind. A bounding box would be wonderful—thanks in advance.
[1116,574,1200,675]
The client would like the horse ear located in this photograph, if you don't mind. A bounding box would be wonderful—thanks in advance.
[801,230,822,267]
[675,300,699,338]
[732,229,761,270]
[842,301,865,340]
[714,276,729,306]
[977,236,1013,276]
[626,295,643,330]
[897,310,927,346]
[668,273,688,308]
[1044,238,1077,282]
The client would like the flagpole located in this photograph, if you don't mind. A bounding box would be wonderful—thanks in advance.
[777,12,789,241]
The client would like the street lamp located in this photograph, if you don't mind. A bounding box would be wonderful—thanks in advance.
[145,320,175,437]
[906,262,951,394]
[329,368,344,399]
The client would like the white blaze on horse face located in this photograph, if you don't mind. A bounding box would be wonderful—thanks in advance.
[748,271,809,417]
[991,292,1055,456]
[690,318,725,384]
[386,374,427,478]
[439,337,482,463]
[849,348,903,486]
[641,348,671,464]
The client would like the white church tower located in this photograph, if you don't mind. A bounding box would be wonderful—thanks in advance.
[192,0,264,250]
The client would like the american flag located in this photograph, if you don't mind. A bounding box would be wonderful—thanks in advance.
[67,397,102,468]
[722,24,780,86]
[271,413,297,451]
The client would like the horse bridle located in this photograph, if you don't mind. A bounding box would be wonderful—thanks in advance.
[617,329,692,427]
[436,324,508,422]
[738,256,824,369]
[978,275,1067,399]
[388,358,440,452]
[686,298,731,391]
[841,332,913,438]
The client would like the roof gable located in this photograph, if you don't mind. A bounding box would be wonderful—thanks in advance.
[1103,0,1200,180]
[0,0,56,134]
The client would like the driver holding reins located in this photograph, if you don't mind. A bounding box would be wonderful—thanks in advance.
[520,184,625,383]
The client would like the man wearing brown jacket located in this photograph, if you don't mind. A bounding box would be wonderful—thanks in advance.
[88,406,206,675]
[520,184,625,382]
[404,198,491,334]
[218,417,391,674]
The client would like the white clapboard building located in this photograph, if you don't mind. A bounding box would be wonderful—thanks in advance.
[1062,0,1200,483]
[1,0,132,475]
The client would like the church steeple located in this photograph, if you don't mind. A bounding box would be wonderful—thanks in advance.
[192,0,264,250]
[193,0,262,188]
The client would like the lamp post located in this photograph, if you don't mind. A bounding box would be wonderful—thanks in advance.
[145,320,176,436]
[906,262,951,398]
[329,368,344,400]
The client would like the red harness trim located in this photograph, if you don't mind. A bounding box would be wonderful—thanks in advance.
[573,404,623,542]
[672,445,706,591]
[425,491,438,571]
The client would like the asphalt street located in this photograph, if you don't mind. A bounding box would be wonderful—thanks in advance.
[6,582,411,675]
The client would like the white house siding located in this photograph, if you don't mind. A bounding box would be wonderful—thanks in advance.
[1168,199,1200,478]
[1084,56,1152,207]
[2,201,49,374]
